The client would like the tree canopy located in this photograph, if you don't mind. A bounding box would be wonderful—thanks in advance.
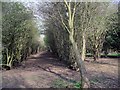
[2,2,42,68]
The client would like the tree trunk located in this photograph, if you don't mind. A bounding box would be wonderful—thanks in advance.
[93,48,100,61]
[93,51,97,61]
[69,34,90,88]
[104,49,108,58]
[81,33,86,61]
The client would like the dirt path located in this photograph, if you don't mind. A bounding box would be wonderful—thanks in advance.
[1,51,119,88]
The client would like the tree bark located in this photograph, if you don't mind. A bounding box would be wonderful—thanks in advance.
[81,33,86,61]
[93,47,100,61]
[69,34,90,88]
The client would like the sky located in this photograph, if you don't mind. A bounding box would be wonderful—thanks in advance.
[0,0,120,2]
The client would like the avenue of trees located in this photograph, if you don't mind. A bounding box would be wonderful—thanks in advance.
[1,1,119,88]
[40,1,119,88]
[2,2,43,69]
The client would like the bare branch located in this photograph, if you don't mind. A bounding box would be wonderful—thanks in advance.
[58,10,71,34]
[64,0,69,9]
[72,2,77,23]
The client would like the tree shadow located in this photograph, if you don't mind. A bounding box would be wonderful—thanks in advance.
[92,61,118,67]
[88,70,119,88]
[85,58,118,67]
[37,65,77,84]
[16,51,78,85]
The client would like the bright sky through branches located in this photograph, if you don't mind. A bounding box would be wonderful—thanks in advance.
[0,0,120,2]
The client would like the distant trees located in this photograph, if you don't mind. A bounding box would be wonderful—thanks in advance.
[2,2,42,69]
[86,3,112,61]
[103,11,119,55]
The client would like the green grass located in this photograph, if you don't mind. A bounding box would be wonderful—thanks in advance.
[51,79,82,88]
[51,79,68,88]
[86,53,120,58]
[107,53,120,57]
[74,82,82,88]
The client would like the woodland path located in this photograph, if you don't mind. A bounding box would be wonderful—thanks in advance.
[1,51,119,88]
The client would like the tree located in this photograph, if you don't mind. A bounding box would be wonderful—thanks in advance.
[2,2,41,69]
[39,1,118,88]
[39,2,90,88]
[103,11,119,54]
[61,1,90,87]
[86,2,117,61]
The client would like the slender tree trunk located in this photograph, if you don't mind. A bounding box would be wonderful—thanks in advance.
[93,50,97,61]
[97,48,100,59]
[104,48,108,58]
[28,47,30,56]
[69,34,90,88]
[81,33,86,61]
